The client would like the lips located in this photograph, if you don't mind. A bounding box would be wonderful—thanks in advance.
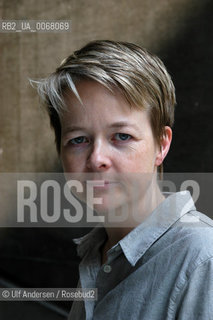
[87,180,118,189]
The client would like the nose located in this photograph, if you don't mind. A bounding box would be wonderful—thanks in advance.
[86,140,112,172]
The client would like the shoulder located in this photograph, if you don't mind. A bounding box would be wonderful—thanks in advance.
[148,209,213,272]
[166,213,213,315]
[169,210,213,271]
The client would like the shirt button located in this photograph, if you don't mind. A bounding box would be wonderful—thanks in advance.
[103,264,112,273]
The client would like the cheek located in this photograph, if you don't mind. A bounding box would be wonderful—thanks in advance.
[117,144,156,173]
[61,152,84,172]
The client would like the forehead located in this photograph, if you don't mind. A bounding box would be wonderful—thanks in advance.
[63,80,129,108]
[61,80,147,122]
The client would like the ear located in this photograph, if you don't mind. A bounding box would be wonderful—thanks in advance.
[155,126,172,166]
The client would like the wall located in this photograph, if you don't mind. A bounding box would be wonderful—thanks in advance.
[1,0,212,172]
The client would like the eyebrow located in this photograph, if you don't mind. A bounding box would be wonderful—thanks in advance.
[62,121,140,135]
[109,121,140,130]
[62,126,87,135]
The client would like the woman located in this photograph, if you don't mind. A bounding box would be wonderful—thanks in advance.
[35,40,213,319]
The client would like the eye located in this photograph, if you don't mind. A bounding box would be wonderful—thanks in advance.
[114,133,132,141]
[69,136,89,145]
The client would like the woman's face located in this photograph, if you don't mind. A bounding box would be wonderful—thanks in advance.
[60,80,171,215]
[60,80,162,175]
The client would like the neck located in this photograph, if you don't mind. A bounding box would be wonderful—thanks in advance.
[103,183,165,249]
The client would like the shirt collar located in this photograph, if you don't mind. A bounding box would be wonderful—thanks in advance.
[73,191,196,266]
[119,191,195,266]
[73,225,107,259]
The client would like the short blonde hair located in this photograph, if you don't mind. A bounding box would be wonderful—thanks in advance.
[34,40,176,153]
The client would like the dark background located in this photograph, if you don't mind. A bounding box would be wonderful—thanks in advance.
[162,0,213,172]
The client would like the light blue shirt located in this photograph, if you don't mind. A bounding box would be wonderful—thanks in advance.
[68,191,213,319]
